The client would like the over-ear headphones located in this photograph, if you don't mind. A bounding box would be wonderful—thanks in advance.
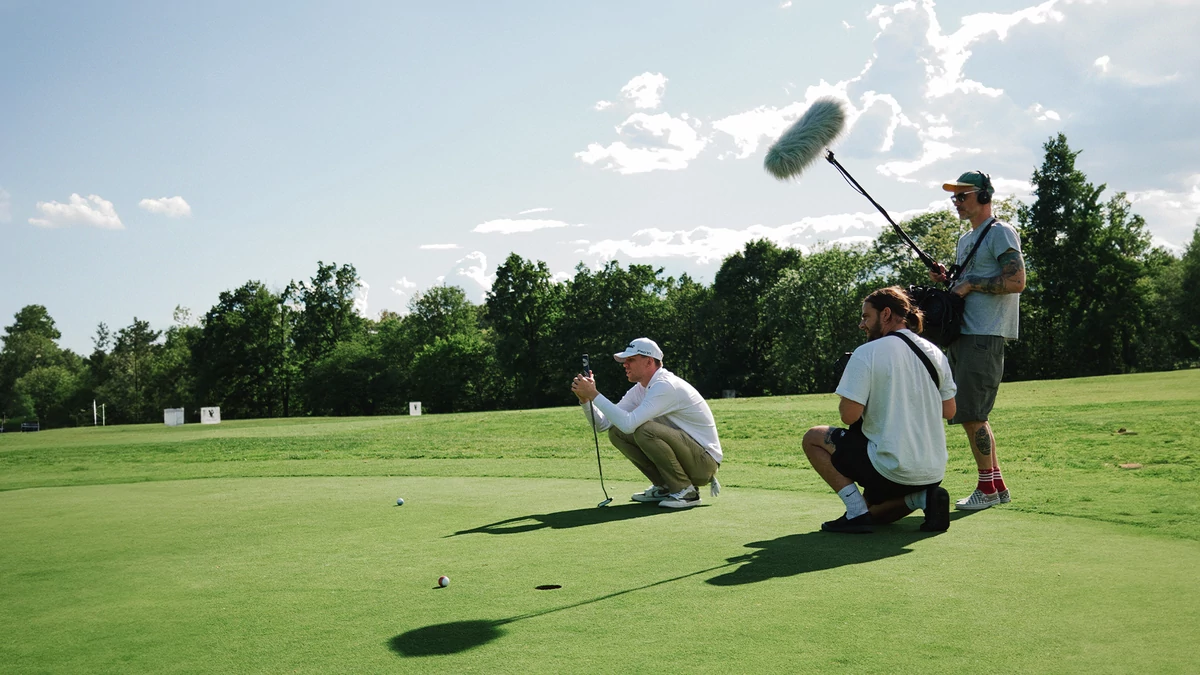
[976,170,992,204]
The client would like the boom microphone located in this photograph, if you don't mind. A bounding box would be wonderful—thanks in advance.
[763,97,848,180]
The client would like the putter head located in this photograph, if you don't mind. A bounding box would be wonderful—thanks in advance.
[597,498,613,508]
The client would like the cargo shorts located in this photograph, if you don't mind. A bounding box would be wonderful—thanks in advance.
[948,334,1006,424]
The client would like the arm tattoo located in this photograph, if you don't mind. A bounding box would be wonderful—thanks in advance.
[974,427,992,456]
[964,249,1025,294]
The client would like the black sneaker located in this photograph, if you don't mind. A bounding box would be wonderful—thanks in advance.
[919,486,950,532]
[820,512,873,534]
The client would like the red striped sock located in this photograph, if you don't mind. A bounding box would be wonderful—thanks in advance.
[992,468,1007,492]
[976,469,996,494]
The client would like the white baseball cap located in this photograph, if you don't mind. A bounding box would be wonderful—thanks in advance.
[613,337,663,363]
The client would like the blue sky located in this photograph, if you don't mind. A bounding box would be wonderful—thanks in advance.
[3,0,1197,354]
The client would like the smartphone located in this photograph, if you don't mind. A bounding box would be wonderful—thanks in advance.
[581,353,591,377]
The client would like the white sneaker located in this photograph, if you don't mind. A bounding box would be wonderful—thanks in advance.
[631,485,671,502]
[997,488,1011,504]
[955,488,1000,511]
[659,485,700,509]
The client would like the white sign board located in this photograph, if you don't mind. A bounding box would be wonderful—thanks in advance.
[409,402,422,416]
[201,407,221,424]
[163,408,185,427]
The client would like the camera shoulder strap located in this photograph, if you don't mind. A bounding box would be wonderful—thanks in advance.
[888,331,940,389]
[949,217,996,283]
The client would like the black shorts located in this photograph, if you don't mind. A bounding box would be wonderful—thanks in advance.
[829,424,941,505]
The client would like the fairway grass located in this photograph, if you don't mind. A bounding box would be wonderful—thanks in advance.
[1,370,1198,673]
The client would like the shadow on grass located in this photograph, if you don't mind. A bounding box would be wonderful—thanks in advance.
[447,503,681,537]
[393,518,951,657]
[389,620,507,657]
[706,524,941,585]
[388,560,734,657]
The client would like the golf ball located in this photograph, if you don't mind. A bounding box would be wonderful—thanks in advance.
[396,497,405,506]
[438,575,450,588]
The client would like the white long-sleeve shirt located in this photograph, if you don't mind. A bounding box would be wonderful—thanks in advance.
[580,367,723,463]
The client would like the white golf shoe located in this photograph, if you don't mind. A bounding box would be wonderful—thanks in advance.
[955,488,1000,511]
[659,485,701,509]
[631,485,671,502]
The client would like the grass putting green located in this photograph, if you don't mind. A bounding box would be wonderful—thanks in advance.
[1,370,1198,672]
[2,477,1198,673]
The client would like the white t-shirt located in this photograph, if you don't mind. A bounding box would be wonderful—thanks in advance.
[835,329,956,485]
[583,367,723,463]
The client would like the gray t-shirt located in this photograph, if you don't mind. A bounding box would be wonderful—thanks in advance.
[955,218,1022,339]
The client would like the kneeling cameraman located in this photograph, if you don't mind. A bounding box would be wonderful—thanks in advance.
[803,287,957,533]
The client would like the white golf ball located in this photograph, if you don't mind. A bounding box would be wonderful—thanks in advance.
[396,497,405,506]
[438,575,450,588]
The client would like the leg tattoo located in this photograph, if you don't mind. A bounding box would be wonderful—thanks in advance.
[975,426,992,456]
[824,428,835,446]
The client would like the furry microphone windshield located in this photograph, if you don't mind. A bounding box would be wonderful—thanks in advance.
[763,97,847,180]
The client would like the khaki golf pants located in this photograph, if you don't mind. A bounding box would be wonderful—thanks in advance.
[608,420,718,493]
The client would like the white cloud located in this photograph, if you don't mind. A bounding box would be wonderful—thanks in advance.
[877,140,960,179]
[390,276,417,311]
[0,188,10,223]
[454,251,495,293]
[1125,174,1200,247]
[1030,103,1061,121]
[621,72,668,109]
[780,1,793,8]
[892,0,1069,99]
[594,100,613,111]
[419,243,461,250]
[138,196,192,218]
[551,271,571,284]
[473,218,574,234]
[518,207,552,215]
[1090,53,1180,87]
[583,211,916,265]
[354,280,370,317]
[577,112,709,174]
[29,194,123,229]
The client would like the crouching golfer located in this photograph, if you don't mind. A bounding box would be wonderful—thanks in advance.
[803,287,957,533]
[571,338,722,509]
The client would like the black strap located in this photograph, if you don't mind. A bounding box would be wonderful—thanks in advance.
[949,218,996,283]
[888,331,940,389]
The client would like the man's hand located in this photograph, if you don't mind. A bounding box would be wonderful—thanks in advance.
[950,278,973,297]
[571,374,598,403]
[928,263,949,284]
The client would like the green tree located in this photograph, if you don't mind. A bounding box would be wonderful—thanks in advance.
[658,273,714,388]
[96,318,163,423]
[1173,223,1200,360]
[0,305,77,422]
[555,261,672,399]
[304,335,383,416]
[708,240,802,396]
[761,246,882,394]
[873,210,963,287]
[13,364,79,426]
[1015,134,1157,377]
[289,262,366,369]
[485,254,564,409]
[193,281,285,419]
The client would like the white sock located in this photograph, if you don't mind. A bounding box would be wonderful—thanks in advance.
[837,484,868,519]
[904,491,927,511]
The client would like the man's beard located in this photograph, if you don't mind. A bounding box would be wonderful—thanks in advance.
[865,317,885,341]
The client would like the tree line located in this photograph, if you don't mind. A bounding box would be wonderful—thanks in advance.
[3,134,1198,427]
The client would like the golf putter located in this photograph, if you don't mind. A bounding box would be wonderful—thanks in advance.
[582,354,612,507]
